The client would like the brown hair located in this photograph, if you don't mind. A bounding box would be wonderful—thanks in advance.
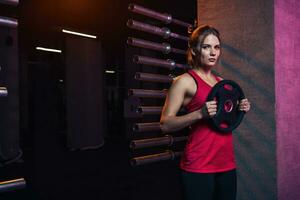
[187,25,221,67]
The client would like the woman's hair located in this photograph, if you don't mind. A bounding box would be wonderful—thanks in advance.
[187,25,221,67]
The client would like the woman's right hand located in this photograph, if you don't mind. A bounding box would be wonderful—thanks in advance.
[200,100,218,119]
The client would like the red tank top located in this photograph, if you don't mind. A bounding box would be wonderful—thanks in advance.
[180,70,236,173]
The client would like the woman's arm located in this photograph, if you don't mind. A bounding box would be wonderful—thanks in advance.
[160,75,216,133]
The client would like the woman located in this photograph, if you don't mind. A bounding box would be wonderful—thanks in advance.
[160,25,250,200]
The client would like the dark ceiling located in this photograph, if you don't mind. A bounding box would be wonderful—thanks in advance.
[16,0,196,51]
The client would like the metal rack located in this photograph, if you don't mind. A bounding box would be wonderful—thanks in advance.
[126,3,193,166]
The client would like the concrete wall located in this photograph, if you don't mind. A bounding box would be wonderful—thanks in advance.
[198,1,276,199]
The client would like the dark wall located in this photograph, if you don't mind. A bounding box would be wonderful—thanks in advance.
[197,0,276,199]
[0,26,21,161]
[65,36,105,150]
[2,0,197,199]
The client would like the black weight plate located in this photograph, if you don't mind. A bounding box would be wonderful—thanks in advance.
[207,80,245,133]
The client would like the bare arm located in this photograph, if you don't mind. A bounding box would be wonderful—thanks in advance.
[160,75,216,133]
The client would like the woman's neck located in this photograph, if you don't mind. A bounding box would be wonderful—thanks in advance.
[193,66,212,77]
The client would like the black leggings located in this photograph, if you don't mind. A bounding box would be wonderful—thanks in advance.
[181,169,236,200]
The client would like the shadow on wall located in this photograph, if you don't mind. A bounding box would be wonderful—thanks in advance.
[220,43,276,200]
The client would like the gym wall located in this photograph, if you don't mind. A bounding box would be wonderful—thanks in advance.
[197,0,276,199]
[0,26,21,162]
[275,0,300,199]
[65,36,105,150]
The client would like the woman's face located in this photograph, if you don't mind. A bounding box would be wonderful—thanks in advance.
[196,34,221,68]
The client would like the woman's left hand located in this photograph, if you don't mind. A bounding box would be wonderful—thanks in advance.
[238,98,251,113]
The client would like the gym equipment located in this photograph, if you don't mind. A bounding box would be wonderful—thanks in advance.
[133,122,161,132]
[127,19,188,41]
[0,0,18,6]
[133,55,187,70]
[135,72,173,83]
[127,37,185,54]
[0,16,18,28]
[130,135,187,149]
[128,89,167,98]
[130,150,182,166]
[0,178,26,193]
[207,80,245,133]
[0,87,8,97]
[128,4,192,28]
[136,106,163,115]
[126,3,193,166]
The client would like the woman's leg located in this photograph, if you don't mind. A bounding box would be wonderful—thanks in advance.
[181,170,215,200]
[214,169,237,200]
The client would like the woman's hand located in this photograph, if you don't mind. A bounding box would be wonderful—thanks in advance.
[201,100,218,118]
[238,98,251,112]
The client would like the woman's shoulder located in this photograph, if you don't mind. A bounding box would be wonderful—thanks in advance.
[168,72,195,92]
[173,72,195,85]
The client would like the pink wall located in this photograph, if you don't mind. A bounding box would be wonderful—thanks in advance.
[275,0,300,199]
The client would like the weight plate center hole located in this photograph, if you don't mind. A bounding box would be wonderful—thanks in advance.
[224,99,233,113]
